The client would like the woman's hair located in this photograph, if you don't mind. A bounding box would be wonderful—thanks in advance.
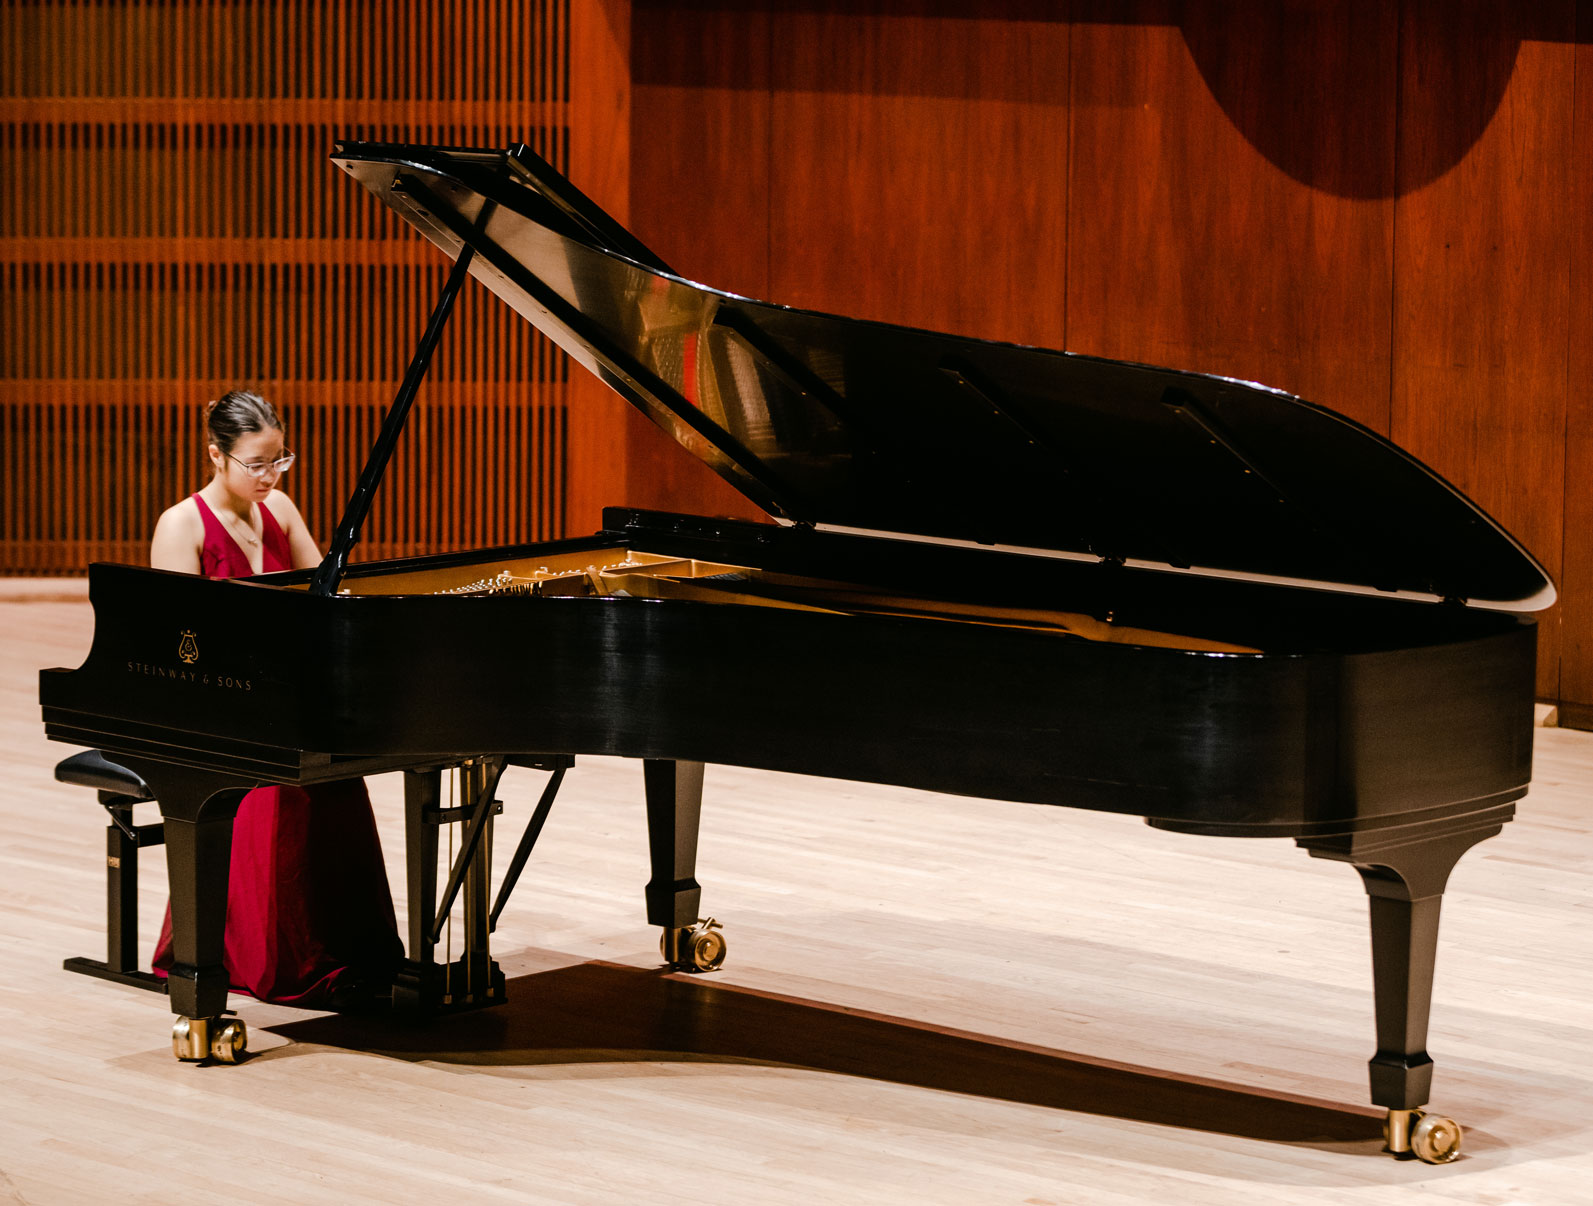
[206,389,281,455]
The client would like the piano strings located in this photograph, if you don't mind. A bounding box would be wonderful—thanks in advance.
[417,553,1259,653]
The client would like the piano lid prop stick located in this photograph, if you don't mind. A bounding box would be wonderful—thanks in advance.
[399,172,804,521]
[488,763,567,932]
[309,239,478,598]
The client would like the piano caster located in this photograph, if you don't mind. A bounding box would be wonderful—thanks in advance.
[661,918,727,972]
[1384,1108,1462,1163]
[171,1016,248,1064]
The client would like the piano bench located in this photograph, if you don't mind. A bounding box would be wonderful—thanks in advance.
[55,750,168,995]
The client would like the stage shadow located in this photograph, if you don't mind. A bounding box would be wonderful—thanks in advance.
[263,959,1383,1150]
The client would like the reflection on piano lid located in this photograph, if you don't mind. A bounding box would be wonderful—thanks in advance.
[332,140,1553,614]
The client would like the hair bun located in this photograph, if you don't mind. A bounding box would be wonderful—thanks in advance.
[205,389,281,455]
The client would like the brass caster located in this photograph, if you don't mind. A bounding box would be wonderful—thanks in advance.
[1383,1108,1415,1155]
[1383,1108,1462,1163]
[209,1019,248,1064]
[172,1016,211,1062]
[171,1016,248,1063]
[1410,1113,1463,1164]
[661,918,727,972]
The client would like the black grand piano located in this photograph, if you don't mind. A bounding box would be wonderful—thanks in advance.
[40,142,1552,1164]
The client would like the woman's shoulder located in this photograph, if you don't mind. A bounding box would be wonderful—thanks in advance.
[153,495,205,537]
[261,489,303,525]
[150,495,207,573]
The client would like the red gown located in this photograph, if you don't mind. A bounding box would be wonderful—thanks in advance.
[153,493,404,1007]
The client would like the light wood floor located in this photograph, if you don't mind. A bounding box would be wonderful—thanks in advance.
[3,595,1591,1205]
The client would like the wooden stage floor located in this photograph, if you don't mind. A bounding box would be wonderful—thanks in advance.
[3,595,1591,1204]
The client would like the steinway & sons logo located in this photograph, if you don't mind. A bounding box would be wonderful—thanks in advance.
[123,628,253,691]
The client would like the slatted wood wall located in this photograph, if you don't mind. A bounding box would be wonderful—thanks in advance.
[0,0,572,573]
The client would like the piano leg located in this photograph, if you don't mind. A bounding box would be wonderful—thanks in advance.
[118,759,250,1063]
[644,759,725,972]
[1300,799,1515,1163]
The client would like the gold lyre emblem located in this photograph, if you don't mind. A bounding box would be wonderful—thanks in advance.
[177,630,199,664]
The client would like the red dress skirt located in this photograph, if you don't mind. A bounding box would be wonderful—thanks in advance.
[153,494,404,1006]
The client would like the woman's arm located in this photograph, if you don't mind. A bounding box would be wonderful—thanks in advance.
[265,491,323,570]
[150,501,204,574]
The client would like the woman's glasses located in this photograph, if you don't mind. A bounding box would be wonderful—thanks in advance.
[227,451,296,480]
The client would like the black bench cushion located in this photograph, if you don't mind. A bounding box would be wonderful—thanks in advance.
[54,750,154,801]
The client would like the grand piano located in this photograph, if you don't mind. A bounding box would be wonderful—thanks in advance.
[40,142,1552,1164]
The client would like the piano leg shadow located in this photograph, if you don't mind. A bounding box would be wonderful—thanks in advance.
[257,958,1391,1155]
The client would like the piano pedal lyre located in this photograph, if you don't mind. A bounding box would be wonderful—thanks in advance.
[394,759,506,1015]
[394,756,574,1016]
[1383,1108,1462,1164]
[661,917,726,973]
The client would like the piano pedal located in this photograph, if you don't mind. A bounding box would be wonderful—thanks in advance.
[1383,1108,1462,1163]
[390,954,506,1017]
[661,918,726,973]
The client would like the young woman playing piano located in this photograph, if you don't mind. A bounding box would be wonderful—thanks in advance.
[147,389,403,1008]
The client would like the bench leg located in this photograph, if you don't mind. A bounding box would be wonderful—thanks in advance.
[63,797,168,992]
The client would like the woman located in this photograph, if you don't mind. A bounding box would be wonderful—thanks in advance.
[148,389,404,1009]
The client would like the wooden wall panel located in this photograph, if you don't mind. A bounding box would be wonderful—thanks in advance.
[565,0,639,534]
[1558,2,1593,721]
[764,2,1070,348]
[0,1,573,574]
[1066,2,1397,435]
[621,0,1073,522]
[1391,3,1576,700]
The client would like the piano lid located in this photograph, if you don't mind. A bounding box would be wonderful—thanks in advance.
[332,141,1554,612]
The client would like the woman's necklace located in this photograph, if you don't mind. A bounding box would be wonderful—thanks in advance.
[222,505,260,546]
